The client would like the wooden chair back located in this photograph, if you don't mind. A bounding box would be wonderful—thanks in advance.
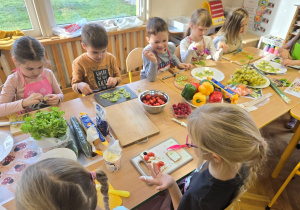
[126,47,143,83]
[175,45,181,62]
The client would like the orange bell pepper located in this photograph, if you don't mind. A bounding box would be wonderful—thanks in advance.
[198,82,214,96]
[192,92,206,106]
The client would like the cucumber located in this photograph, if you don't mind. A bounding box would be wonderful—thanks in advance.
[66,122,79,157]
[70,116,92,158]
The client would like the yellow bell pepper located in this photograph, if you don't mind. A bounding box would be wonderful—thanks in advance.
[198,82,214,96]
[192,92,206,106]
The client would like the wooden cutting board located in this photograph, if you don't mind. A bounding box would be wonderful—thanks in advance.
[131,138,193,177]
[222,47,263,65]
[173,72,199,90]
[106,99,159,147]
[194,59,217,67]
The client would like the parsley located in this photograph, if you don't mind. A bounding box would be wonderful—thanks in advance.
[21,107,67,140]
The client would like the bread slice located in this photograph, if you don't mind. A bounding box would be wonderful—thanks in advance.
[166,151,181,162]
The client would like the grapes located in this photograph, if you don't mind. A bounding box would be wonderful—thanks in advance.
[227,65,267,86]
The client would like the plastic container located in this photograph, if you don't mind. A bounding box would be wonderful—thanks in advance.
[263,44,269,52]
[171,102,192,118]
[103,150,121,172]
[268,45,275,53]
[168,16,190,31]
[274,47,279,56]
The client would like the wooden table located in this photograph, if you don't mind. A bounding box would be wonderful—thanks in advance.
[1,79,198,210]
[2,49,300,209]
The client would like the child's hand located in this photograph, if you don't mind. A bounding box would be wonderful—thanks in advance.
[106,77,118,87]
[279,49,291,59]
[45,94,60,105]
[143,50,157,63]
[77,82,93,95]
[217,41,229,53]
[193,43,204,55]
[139,162,176,191]
[178,63,192,70]
[281,58,295,66]
[22,93,43,108]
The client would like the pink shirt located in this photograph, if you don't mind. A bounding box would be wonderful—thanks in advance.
[0,68,64,117]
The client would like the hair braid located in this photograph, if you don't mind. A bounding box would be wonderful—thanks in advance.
[95,169,110,210]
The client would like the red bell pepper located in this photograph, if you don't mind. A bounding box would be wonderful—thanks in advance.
[191,83,200,92]
[209,91,223,103]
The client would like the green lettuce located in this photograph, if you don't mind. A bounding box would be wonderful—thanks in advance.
[21,107,67,140]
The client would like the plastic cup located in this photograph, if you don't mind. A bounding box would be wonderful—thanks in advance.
[103,150,121,172]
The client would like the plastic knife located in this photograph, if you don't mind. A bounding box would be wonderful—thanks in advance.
[0,121,25,127]
[171,118,187,127]
[162,69,186,80]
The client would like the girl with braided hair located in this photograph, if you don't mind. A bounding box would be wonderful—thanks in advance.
[140,103,268,210]
[15,158,110,210]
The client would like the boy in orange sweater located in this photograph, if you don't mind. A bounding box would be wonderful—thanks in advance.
[72,23,121,95]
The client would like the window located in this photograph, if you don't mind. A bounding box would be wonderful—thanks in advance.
[51,0,138,25]
[0,0,146,37]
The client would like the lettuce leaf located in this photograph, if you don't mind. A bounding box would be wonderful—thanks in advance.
[21,107,67,140]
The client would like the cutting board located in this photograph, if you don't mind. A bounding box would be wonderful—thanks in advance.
[96,180,122,209]
[131,138,193,178]
[173,72,199,90]
[222,47,263,65]
[8,109,47,136]
[94,85,137,107]
[106,99,159,147]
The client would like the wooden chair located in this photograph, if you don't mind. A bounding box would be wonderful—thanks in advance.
[272,105,300,178]
[126,47,143,83]
[175,45,181,62]
[267,162,300,209]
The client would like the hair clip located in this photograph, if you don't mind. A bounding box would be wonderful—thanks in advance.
[90,171,96,184]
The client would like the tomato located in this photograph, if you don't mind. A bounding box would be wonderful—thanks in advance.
[147,152,155,157]
[157,161,164,166]
[146,95,151,100]
[149,99,154,104]
[144,155,149,161]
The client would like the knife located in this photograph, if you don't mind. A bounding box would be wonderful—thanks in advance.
[233,49,242,55]
[0,121,25,127]
[171,118,187,127]
[162,69,186,80]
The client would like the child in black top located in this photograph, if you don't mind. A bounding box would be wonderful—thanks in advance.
[140,103,268,210]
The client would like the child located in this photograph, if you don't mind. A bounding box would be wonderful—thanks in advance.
[15,158,110,210]
[0,36,63,118]
[180,9,223,64]
[278,31,300,128]
[213,8,249,54]
[72,23,121,95]
[140,17,192,81]
[140,103,268,210]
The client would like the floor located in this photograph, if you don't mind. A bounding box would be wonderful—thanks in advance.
[64,74,299,210]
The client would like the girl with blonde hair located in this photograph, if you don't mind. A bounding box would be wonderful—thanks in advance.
[213,8,249,54]
[15,158,110,210]
[180,8,224,64]
[140,103,268,210]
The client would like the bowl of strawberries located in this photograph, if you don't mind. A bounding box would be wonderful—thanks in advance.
[139,90,169,114]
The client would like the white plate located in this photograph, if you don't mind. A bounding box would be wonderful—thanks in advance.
[254,60,287,74]
[38,148,77,162]
[191,67,225,82]
[0,132,14,162]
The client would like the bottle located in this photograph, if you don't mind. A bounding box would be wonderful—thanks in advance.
[274,47,279,56]
[263,44,269,52]
[268,45,275,54]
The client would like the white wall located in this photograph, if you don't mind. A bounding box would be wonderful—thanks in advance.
[148,0,205,20]
[270,0,298,38]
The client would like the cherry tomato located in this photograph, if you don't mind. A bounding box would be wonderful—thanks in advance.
[146,95,151,100]
[144,155,149,161]
[147,152,155,157]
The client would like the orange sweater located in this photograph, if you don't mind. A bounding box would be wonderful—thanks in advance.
[71,52,121,93]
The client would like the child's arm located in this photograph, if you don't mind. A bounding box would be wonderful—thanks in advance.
[71,62,93,94]
[142,49,159,82]
[0,76,41,117]
[281,59,300,66]
[207,37,222,61]
[180,38,196,63]
[44,69,64,105]
[139,163,183,209]
[107,55,121,87]
[213,35,229,52]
